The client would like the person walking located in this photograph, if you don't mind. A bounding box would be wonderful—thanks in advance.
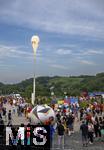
[50,123,55,149]
[88,121,94,144]
[57,120,65,149]
[12,105,16,114]
[8,110,12,125]
[2,107,7,122]
[80,120,88,147]
[66,113,74,136]
[94,116,101,138]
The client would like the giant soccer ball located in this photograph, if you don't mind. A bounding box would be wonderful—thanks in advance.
[28,105,55,125]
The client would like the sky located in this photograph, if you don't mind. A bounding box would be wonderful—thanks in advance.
[0,0,104,83]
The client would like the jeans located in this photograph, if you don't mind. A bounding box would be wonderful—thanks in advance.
[58,135,64,149]
[88,132,93,143]
[82,134,88,144]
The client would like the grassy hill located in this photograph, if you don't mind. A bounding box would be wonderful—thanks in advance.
[0,73,104,98]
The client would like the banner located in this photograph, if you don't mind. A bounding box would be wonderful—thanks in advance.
[70,97,78,104]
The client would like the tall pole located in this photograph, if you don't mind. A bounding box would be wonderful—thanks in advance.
[33,74,35,105]
[31,35,40,106]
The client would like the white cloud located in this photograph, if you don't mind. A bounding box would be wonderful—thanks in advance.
[74,49,104,57]
[0,64,16,68]
[0,44,41,60]
[0,0,104,83]
[85,49,104,55]
[51,64,68,70]
[0,0,104,38]
[56,49,72,55]
[79,60,95,65]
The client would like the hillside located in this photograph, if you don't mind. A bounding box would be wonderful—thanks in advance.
[0,73,104,98]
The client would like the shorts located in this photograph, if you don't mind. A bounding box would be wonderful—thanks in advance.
[68,124,73,130]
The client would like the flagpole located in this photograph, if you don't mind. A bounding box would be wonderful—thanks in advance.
[33,56,36,106]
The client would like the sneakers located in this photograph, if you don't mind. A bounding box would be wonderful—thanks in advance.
[68,131,71,136]
[89,141,93,144]
[83,143,88,147]
[71,131,74,134]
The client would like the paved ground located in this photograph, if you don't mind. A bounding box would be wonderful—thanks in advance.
[52,132,104,150]
[52,117,104,150]
[3,103,29,125]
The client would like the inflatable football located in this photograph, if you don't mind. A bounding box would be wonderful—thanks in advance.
[28,104,55,125]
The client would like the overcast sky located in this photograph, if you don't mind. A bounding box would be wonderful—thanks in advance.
[0,0,104,83]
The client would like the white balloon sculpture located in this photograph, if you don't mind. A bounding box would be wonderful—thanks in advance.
[31,35,40,58]
[31,35,40,106]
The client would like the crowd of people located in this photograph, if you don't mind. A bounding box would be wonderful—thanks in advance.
[0,96,32,126]
[51,100,104,149]
[80,102,104,147]
[0,95,104,149]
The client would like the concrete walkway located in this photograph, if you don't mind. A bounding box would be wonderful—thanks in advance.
[3,103,29,125]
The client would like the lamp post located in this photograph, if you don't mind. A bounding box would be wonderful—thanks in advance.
[31,35,40,106]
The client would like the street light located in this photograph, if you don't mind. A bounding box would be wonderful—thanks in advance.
[31,35,40,105]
